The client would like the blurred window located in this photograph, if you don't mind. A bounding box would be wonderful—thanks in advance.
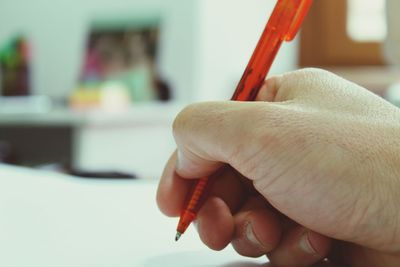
[300,0,386,67]
[347,0,387,42]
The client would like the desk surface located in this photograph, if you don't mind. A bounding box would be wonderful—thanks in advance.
[0,165,270,267]
[0,103,181,127]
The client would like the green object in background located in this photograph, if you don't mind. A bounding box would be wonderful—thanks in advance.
[0,37,21,67]
[124,66,156,102]
[0,35,30,96]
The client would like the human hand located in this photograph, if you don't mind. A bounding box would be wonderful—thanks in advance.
[157,68,400,267]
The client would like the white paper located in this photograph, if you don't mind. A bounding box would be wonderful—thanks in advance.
[0,165,270,267]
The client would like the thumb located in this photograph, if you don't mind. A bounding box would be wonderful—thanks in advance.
[173,100,284,179]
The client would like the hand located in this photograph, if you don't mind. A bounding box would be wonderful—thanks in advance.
[157,68,400,267]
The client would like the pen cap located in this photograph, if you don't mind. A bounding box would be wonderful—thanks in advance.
[270,0,313,42]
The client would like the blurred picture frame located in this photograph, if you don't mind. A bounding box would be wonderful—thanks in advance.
[76,14,170,105]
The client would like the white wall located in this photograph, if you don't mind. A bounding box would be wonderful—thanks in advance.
[194,0,299,101]
[0,0,300,177]
[0,0,198,102]
[0,0,298,103]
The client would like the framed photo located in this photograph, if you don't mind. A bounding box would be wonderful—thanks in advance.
[78,15,170,102]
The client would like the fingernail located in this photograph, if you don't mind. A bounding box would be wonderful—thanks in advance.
[245,222,263,248]
[193,220,199,231]
[175,150,184,171]
[300,231,318,255]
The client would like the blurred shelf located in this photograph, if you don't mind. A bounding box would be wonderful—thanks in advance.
[0,102,183,127]
[326,66,400,96]
[0,102,183,178]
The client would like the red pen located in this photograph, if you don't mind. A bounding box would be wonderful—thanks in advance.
[175,0,313,241]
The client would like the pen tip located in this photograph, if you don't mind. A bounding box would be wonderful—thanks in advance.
[175,232,182,242]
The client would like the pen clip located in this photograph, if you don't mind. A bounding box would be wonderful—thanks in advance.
[284,0,313,41]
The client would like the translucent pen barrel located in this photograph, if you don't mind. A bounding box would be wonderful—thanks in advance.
[175,0,313,241]
[232,0,313,101]
[176,176,210,235]
[231,34,282,101]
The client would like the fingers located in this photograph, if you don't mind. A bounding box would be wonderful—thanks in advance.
[173,100,290,181]
[173,68,371,180]
[173,69,332,181]
[195,194,333,266]
[257,68,358,105]
[231,207,282,258]
[328,241,380,267]
[159,152,333,265]
[209,168,247,213]
[195,195,281,254]
[157,151,192,217]
[256,76,281,102]
[266,68,336,103]
[157,152,248,218]
[312,261,343,267]
[173,101,259,179]
[267,226,332,267]
[196,197,235,250]
[261,68,386,117]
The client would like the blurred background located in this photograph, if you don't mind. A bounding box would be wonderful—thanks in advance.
[0,0,399,179]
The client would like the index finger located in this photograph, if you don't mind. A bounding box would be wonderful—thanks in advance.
[156,151,249,218]
[156,151,190,217]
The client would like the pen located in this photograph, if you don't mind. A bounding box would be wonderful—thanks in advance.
[175,0,313,241]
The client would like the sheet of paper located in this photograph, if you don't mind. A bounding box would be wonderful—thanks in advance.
[0,165,270,267]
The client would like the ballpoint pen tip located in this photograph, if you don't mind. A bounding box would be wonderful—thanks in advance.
[175,232,182,241]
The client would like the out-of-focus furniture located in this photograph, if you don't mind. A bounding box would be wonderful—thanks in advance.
[384,0,400,65]
[0,104,180,178]
[326,66,399,96]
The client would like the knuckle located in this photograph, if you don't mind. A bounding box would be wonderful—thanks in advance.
[173,102,217,137]
[172,103,199,138]
[275,68,339,101]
